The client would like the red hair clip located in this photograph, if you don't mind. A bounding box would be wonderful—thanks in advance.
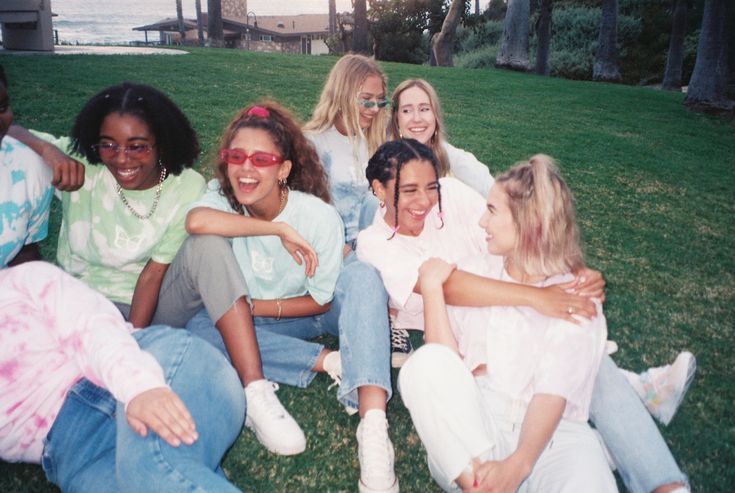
[247,105,270,118]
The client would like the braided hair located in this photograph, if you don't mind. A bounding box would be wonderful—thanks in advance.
[366,139,444,239]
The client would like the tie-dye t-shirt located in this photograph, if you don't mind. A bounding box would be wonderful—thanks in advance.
[307,126,370,244]
[190,181,344,304]
[0,262,166,463]
[0,136,54,268]
[32,131,206,305]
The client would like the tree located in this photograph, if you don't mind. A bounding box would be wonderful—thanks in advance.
[593,0,621,81]
[207,0,224,48]
[329,0,337,34]
[662,0,688,91]
[353,0,369,53]
[495,0,530,71]
[195,0,204,47]
[684,0,735,113]
[176,0,186,44]
[534,0,553,75]
[432,0,466,67]
[369,0,430,64]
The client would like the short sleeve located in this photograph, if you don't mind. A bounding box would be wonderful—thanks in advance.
[534,305,607,412]
[150,170,206,264]
[304,204,345,305]
[188,179,236,213]
[357,226,421,308]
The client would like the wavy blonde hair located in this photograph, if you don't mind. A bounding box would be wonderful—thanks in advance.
[388,79,450,177]
[496,154,585,278]
[304,53,388,157]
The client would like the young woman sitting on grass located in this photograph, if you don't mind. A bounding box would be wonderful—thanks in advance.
[0,262,245,493]
[402,154,617,492]
[181,102,397,493]
[8,83,295,458]
[357,140,692,493]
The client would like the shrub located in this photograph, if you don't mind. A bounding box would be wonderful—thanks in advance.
[455,44,499,69]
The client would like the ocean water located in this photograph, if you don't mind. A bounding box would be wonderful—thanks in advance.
[48,0,354,45]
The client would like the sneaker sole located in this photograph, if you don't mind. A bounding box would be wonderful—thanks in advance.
[245,417,307,456]
[358,478,399,493]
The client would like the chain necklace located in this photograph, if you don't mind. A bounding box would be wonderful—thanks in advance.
[277,186,289,216]
[244,185,289,220]
[116,166,167,220]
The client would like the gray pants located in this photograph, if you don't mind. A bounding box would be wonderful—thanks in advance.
[149,234,250,328]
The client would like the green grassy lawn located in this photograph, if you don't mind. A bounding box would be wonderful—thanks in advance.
[1,48,733,492]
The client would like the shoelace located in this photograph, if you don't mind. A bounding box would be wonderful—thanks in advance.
[253,381,286,419]
[390,328,411,352]
[325,355,342,390]
[360,420,393,479]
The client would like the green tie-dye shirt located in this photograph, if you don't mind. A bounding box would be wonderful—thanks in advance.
[33,131,206,304]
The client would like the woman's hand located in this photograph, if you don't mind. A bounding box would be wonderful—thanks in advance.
[468,456,529,493]
[419,257,456,292]
[534,284,598,323]
[278,223,319,277]
[559,267,606,302]
[126,387,198,447]
[41,144,85,191]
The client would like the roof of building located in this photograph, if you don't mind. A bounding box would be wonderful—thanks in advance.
[133,13,330,37]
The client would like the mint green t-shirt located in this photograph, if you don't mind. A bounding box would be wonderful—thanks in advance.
[191,180,345,305]
[34,131,206,304]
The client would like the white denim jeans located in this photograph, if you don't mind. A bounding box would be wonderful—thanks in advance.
[399,344,618,493]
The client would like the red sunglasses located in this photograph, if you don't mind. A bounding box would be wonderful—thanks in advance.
[220,148,285,167]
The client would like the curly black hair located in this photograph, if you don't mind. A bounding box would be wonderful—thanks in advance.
[366,138,444,239]
[70,82,199,175]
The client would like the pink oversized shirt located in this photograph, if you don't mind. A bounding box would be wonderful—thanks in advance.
[0,262,167,463]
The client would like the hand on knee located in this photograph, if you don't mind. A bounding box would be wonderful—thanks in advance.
[126,387,198,447]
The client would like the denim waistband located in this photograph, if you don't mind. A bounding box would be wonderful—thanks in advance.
[67,378,117,417]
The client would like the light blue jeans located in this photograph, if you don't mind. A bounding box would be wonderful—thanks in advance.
[41,327,245,493]
[187,253,392,411]
[590,355,688,492]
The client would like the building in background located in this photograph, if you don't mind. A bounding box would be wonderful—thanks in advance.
[133,0,330,54]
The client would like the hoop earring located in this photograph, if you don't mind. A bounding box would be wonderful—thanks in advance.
[379,200,385,208]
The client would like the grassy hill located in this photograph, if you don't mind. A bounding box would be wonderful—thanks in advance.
[1,47,733,492]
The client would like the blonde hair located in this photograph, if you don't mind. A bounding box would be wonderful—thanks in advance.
[304,53,388,156]
[495,154,585,278]
[388,79,450,177]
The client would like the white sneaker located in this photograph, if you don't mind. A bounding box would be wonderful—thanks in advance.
[323,351,358,415]
[623,351,697,426]
[357,409,399,493]
[244,379,306,455]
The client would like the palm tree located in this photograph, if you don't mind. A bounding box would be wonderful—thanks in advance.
[495,0,530,72]
[195,0,205,47]
[176,0,186,44]
[207,0,224,48]
[684,0,734,112]
[593,0,621,81]
[534,0,553,75]
[662,0,688,91]
[353,0,369,53]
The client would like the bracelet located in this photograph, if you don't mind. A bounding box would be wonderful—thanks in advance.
[276,298,283,321]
